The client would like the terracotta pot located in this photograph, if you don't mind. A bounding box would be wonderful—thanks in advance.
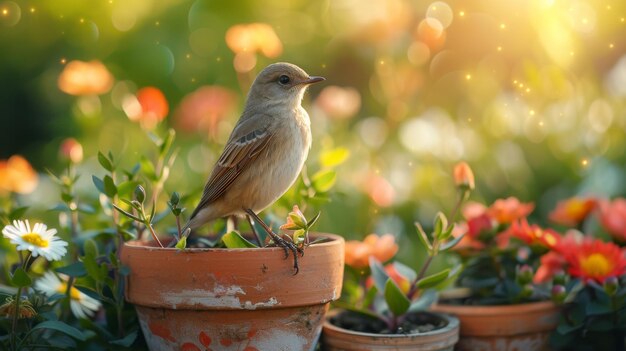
[432,301,560,351]
[321,310,460,351]
[121,232,344,351]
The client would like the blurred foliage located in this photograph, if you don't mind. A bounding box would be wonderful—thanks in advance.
[1,0,626,271]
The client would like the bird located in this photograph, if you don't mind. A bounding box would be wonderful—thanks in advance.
[182,62,325,273]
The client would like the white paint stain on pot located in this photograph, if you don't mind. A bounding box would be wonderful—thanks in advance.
[161,284,280,310]
[253,328,308,351]
[243,297,279,310]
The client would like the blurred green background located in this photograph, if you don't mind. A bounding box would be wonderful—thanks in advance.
[1,0,625,263]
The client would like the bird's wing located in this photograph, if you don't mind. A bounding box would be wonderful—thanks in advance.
[190,116,273,219]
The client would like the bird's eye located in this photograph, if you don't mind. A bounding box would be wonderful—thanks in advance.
[278,75,290,85]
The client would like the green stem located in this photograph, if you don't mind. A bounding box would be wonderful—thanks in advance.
[11,286,23,351]
[407,237,439,300]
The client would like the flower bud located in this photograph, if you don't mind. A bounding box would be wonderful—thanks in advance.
[604,276,619,296]
[59,138,83,164]
[551,285,566,303]
[134,185,146,204]
[453,162,475,191]
[552,270,568,286]
[516,264,534,285]
[520,284,534,298]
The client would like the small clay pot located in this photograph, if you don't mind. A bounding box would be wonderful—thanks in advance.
[121,233,344,351]
[321,310,460,351]
[432,301,560,351]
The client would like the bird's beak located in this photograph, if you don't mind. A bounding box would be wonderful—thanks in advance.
[301,76,325,85]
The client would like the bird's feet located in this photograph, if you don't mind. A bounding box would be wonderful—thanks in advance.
[245,209,304,274]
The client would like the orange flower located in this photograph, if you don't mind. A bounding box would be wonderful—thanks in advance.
[549,197,597,227]
[174,86,237,140]
[598,198,626,242]
[344,234,398,269]
[124,87,169,129]
[564,238,626,284]
[315,86,362,120]
[225,23,282,58]
[487,197,534,224]
[509,219,561,249]
[0,155,38,194]
[58,60,114,96]
[366,264,411,294]
[453,162,475,190]
[59,138,83,163]
[280,205,306,230]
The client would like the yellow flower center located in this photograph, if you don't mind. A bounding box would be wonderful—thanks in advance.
[580,253,612,277]
[56,283,82,301]
[22,233,48,248]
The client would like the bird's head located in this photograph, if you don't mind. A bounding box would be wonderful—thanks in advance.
[247,62,325,109]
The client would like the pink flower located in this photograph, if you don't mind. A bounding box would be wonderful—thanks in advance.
[599,198,626,242]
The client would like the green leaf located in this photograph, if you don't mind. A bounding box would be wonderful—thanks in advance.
[362,285,378,309]
[169,192,180,206]
[434,212,447,238]
[92,175,105,194]
[222,231,259,248]
[11,267,31,287]
[98,152,114,172]
[369,257,389,293]
[83,239,98,258]
[440,232,465,251]
[393,261,417,282]
[311,170,337,193]
[408,289,438,312]
[384,279,410,316]
[103,175,117,197]
[307,211,321,228]
[116,180,139,197]
[32,321,86,341]
[49,203,71,213]
[438,223,455,241]
[140,156,157,181]
[9,206,28,220]
[112,204,143,222]
[159,129,176,156]
[56,262,87,277]
[83,255,106,282]
[415,222,433,253]
[416,269,451,289]
[292,229,306,245]
[319,147,350,168]
[77,203,96,214]
[110,330,138,347]
[175,236,187,250]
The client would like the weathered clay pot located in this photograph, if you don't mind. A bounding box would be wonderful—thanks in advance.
[321,310,460,351]
[432,301,560,351]
[121,233,344,351]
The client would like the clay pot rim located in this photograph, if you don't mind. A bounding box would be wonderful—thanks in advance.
[323,309,460,338]
[434,300,558,316]
[123,232,343,252]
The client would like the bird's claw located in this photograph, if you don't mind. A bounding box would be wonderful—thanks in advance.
[270,233,301,274]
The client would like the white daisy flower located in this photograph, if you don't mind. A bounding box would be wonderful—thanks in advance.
[2,220,67,261]
[35,272,102,319]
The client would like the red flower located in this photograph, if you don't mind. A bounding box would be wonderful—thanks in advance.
[549,197,597,227]
[487,197,534,224]
[563,238,626,284]
[599,198,626,242]
[174,86,238,140]
[509,219,561,249]
[534,251,567,283]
